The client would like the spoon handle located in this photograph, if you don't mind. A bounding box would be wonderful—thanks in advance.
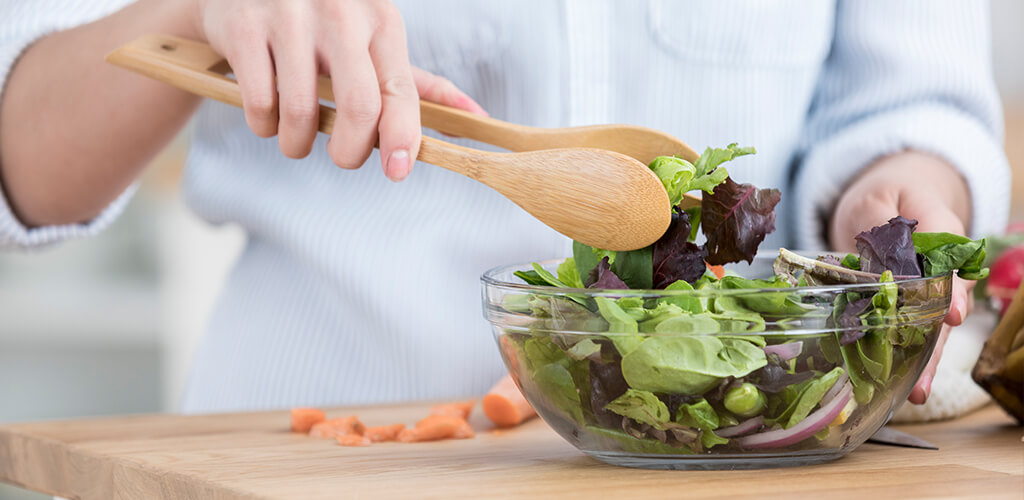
[105,34,493,179]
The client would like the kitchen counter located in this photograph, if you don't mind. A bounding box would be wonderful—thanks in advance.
[0,402,1020,499]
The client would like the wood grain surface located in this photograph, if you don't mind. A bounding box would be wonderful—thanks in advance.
[0,402,1020,500]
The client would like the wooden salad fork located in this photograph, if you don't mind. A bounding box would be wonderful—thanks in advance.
[107,34,700,251]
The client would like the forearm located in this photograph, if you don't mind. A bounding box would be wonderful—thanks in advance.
[0,0,202,227]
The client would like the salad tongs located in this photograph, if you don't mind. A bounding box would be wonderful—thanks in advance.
[107,34,702,252]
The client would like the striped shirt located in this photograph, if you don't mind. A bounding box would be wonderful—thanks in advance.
[0,1,1009,412]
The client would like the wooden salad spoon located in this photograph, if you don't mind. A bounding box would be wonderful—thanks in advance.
[107,35,699,251]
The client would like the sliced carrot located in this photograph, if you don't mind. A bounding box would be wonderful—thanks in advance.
[365,424,406,443]
[336,434,372,447]
[482,375,537,428]
[707,263,725,279]
[397,415,468,443]
[290,408,326,433]
[308,416,365,439]
[309,422,342,439]
[451,418,475,439]
[430,400,475,420]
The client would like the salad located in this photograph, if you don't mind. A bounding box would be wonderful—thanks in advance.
[495,144,988,455]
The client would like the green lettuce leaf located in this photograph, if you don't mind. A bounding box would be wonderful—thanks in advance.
[676,398,720,430]
[621,336,767,395]
[912,232,989,280]
[556,258,585,289]
[605,389,673,430]
[648,156,697,206]
[690,143,755,194]
[785,367,844,428]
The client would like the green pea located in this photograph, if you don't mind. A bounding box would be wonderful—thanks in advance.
[724,383,767,418]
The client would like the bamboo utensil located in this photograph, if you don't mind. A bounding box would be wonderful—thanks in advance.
[107,34,701,251]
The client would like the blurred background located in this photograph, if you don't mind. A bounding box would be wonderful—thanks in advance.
[1,3,1022,497]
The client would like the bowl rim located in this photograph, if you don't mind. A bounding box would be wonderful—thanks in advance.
[481,257,952,298]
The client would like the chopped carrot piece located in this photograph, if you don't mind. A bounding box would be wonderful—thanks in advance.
[336,434,372,447]
[483,375,537,428]
[309,422,342,439]
[365,424,406,443]
[451,419,475,439]
[707,263,725,279]
[430,400,475,420]
[397,415,470,442]
[291,408,326,433]
[308,416,365,439]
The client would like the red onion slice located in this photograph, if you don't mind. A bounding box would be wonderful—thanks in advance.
[716,416,765,438]
[763,341,803,361]
[736,383,853,449]
[822,372,850,405]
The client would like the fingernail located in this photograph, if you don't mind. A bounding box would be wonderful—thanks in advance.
[921,374,933,401]
[387,150,410,181]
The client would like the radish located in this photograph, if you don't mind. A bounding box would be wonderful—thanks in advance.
[987,245,1024,315]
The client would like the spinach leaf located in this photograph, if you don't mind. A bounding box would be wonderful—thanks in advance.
[556,257,585,289]
[573,241,653,289]
[659,280,704,313]
[566,338,602,360]
[841,253,861,270]
[912,232,988,280]
[621,336,767,395]
[605,389,674,430]
[513,270,549,286]
[586,425,695,455]
[785,367,844,428]
[676,398,720,430]
[719,275,813,315]
[534,362,584,423]
[652,313,721,334]
[594,297,643,356]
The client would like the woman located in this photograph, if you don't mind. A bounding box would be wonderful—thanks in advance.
[0,0,1008,412]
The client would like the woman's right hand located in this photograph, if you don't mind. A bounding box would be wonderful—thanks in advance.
[190,0,486,181]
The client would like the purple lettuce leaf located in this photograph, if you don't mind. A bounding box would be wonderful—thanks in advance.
[588,257,629,290]
[838,297,872,345]
[854,216,922,277]
[652,210,709,288]
[702,177,782,265]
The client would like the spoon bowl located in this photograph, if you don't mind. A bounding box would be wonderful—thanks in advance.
[106,34,679,250]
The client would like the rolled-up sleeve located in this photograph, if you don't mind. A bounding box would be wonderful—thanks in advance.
[0,0,134,250]
[791,0,1010,250]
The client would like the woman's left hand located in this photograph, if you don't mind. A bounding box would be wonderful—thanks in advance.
[829,151,973,405]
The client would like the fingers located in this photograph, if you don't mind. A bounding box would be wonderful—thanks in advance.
[908,323,951,404]
[270,20,320,159]
[228,32,279,138]
[944,277,970,326]
[324,34,382,170]
[369,5,419,181]
[412,67,487,116]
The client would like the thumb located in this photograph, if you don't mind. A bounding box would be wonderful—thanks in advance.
[412,67,488,116]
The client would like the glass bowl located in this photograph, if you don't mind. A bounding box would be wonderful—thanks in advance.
[480,255,950,470]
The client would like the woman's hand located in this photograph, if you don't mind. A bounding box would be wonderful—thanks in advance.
[829,151,972,404]
[192,0,485,181]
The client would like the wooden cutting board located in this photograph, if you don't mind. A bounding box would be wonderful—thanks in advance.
[0,402,1020,499]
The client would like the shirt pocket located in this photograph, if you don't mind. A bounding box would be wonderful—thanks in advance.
[648,0,835,68]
